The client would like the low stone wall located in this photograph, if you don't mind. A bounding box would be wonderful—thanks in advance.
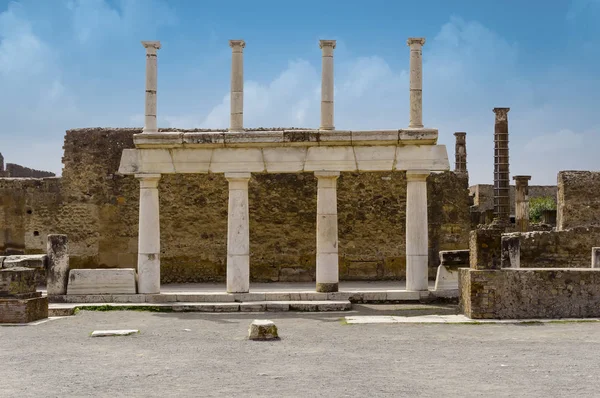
[557,171,600,230]
[503,226,600,268]
[469,184,557,214]
[459,268,600,319]
[4,163,55,178]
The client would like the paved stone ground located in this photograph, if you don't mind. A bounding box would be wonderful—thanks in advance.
[2,306,600,397]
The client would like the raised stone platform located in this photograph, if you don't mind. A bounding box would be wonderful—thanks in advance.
[0,296,49,323]
[67,269,137,295]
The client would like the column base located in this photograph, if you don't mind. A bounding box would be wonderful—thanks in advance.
[316,282,338,293]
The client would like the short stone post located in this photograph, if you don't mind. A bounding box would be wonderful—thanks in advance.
[229,40,246,132]
[46,234,69,295]
[513,175,531,232]
[315,171,340,292]
[141,41,161,134]
[454,132,467,173]
[405,170,430,291]
[225,172,251,293]
[136,174,161,294]
[592,248,600,268]
[319,40,336,130]
[501,235,520,268]
[407,38,426,129]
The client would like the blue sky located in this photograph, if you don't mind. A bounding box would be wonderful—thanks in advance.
[0,0,599,184]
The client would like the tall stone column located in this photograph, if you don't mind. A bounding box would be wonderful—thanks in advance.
[406,170,430,291]
[407,38,426,129]
[136,174,161,294]
[319,40,336,130]
[225,172,251,293]
[454,132,467,173]
[315,171,340,292]
[141,41,161,134]
[46,234,69,296]
[493,108,510,226]
[513,175,531,232]
[229,40,246,132]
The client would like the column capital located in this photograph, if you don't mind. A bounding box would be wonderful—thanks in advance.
[319,40,337,49]
[493,107,510,120]
[513,175,531,183]
[225,172,251,182]
[407,37,426,47]
[406,170,430,182]
[229,40,246,52]
[135,173,161,188]
[314,171,340,179]
[454,131,466,137]
[141,41,161,54]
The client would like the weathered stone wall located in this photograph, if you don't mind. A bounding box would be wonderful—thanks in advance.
[460,268,600,319]
[504,226,600,268]
[3,163,55,178]
[557,171,600,230]
[470,184,557,214]
[0,128,472,283]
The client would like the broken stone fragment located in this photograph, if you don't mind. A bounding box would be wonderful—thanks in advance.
[248,320,279,341]
[91,329,139,337]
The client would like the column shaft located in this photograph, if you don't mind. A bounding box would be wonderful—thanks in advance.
[493,107,511,226]
[136,174,161,294]
[454,132,467,173]
[406,170,429,291]
[315,171,340,292]
[319,40,336,130]
[513,175,531,232]
[229,40,245,131]
[141,41,161,133]
[407,38,426,128]
[226,172,251,293]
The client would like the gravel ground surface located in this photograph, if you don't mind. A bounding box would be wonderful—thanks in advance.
[2,307,600,397]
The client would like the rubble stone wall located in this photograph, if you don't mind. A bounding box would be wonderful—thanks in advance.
[460,268,600,319]
[470,184,557,214]
[0,128,472,283]
[557,171,600,230]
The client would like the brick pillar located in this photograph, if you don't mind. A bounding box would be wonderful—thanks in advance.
[493,108,510,227]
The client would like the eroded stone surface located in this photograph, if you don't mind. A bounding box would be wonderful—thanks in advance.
[248,320,279,340]
[67,269,137,295]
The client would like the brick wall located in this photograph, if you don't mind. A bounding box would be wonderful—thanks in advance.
[557,171,600,230]
[0,128,472,283]
[460,268,600,319]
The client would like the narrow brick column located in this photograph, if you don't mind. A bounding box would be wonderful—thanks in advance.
[493,107,510,226]
[136,174,161,294]
[319,40,336,130]
[454,132,467,173]
[225,172,251,293]
[229,40,245,131]
[407,38,426,128]
[315,171,340,292]
[513,175,531,232]
[141,41,161,133]
[406,170,430,291]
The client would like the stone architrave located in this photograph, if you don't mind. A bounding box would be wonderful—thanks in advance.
[136,174,161,294]
[319,40,336,130]
[141,41,161,134]
[315,171,340,293]
[225,172,251,293]
[405,170,430,291]
[229,40,246,131]
[407,38,426,129]
[46,234,69,296]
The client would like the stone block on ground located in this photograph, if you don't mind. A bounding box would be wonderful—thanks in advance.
[2,255,47,269]
[433,265,459,291]
[91,329,139,337]
[0,296,48,323]
[67,268,137,295]
[248,320,279,340]
[0,267,37,296]
[439,250,470,267]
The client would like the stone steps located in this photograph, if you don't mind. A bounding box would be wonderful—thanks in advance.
[48,300,352,316]
[48,289,451,304]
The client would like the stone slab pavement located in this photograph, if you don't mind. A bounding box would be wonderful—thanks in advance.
[2,306,600,397]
